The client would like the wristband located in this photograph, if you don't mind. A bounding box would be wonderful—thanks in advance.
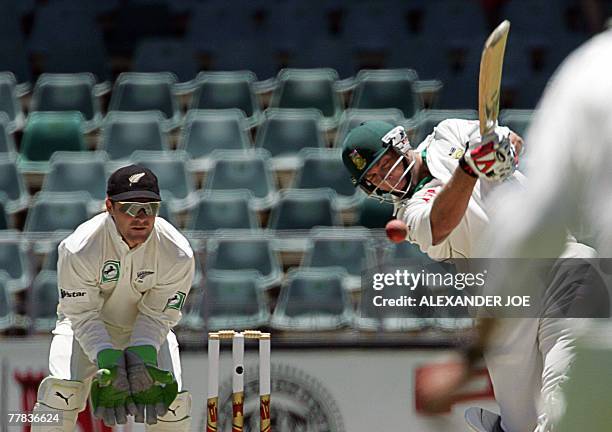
[459,156,478,178]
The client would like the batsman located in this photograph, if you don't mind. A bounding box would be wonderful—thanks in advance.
[341,21,593,432]
[32,165,194,431]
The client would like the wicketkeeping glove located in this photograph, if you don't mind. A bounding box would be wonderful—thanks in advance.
[91,348,131,426]
[461,131,518,181]
[124,345,179,425]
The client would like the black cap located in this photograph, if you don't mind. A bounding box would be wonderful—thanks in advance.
[106,164,161,201]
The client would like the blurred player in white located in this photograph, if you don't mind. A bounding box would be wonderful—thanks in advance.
[485,27,612,430]
[341,119,594,432]
[32,165,194,431]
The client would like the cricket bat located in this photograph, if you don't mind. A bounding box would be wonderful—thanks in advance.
[478,20,510,137]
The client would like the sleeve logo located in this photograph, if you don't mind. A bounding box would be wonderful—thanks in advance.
[164,291,187,311]
[101,260,120,283]
[60,289,89,303]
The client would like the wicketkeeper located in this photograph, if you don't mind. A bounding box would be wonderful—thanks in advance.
[32,165,194,431]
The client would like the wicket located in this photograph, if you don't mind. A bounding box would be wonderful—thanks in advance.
[207,330,271,432]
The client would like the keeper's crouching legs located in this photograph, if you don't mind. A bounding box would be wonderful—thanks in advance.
[145,391,192,432]
[31,377,89,432]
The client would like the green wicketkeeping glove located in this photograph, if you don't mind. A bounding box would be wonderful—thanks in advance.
[90,348,131,426]
[124,345,179,425]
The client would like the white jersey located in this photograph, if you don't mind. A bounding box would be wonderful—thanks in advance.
[487,29,612,259]
[395,118,520,259]
[56,212,195,363]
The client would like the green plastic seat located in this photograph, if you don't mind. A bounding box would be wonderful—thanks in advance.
[29,270,59,333]
[355,194,395,229]
[100,111,169,160]
[179,109,251,172]
[0,154,29,213]
[196,270,270,331]
[412,109,478,145]
[271,268,353,330]
[270,68,342,130]
[19,112,86,166]
[0,72,25,132]
[24,192,90,234]
[205,230,282,289]
[267,189,340,232]
[350,69,421,120]
[292,148,361,210]
[0,114,17,154]
[191,71,261,127]
[187,191,259,232]
[0,194,8,230]
[108,72,181,129]
[0,275,15,331]
[42,151,108,201]
[334,108,405,148]
[31,73,102,131]
[0,230,32,292]
[203,150,278,211]
[255,109,326,171]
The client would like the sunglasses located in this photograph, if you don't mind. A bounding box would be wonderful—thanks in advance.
[115,201,161,217]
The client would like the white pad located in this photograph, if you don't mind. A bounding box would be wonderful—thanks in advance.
[31,377,88,432]
[146,391,192,432]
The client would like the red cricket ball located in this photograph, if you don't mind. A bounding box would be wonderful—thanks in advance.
[385,219,408,243]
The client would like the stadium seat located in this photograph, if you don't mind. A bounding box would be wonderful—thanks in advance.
[0,154,29,214]
[203,150,278,211]
[189,270,269,331]
[0,72,25,132]
[190,72,262,127]
[99,111,169,161]
[158,202,177,227]
[334,108,405,148]
[349,69,421,120]
[42,243,59,272]
[30,73,102,132]
[499,109,535,139]
[0,230,32,293]
[382,241,431,264]
[355,193,394,229]
[24,192,90,236]
[29,270,59,333]
[0,114,17,154]
[211,40,279,82]
[178,109,252,172]
[133,38,199,86]
[205,230,282,289]
[108,73,181,129]
[254,109,326,172]
[42,152,108,203]
[187,190,259,232]
[130,150,197,212]
[267,189,340,232]
[412,109,478,145]
[271,268,353,331]
[0,275,15,331]
[301,227,376,291]
[19,112,86,172]
[269,68,342,130]
[292,148,362,210]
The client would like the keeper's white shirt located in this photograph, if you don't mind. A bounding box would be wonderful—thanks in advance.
[56,212,195,363]
[395,118,520,259]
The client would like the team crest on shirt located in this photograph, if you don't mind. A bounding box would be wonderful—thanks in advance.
[101,260,120,283]
[135,270,155,283]
[164,291,187,311]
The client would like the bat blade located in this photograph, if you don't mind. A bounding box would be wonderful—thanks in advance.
[479,20,510,137]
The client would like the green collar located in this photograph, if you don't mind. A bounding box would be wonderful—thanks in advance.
[411,148,433,196]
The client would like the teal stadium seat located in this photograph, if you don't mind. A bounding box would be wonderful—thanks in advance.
[24,192,90,235]
[0,231,32,292]
[29,270,59,333]
[267,189,340,232]
[355,194,395,229]
[334,108,405,148]
[0,154,30,213]
[0,114,17,154]
[191,71,262,127]
[31,73,102,132]
[42,152,108,202]
[203,150,278,211]
[0,72,25,132]
[270,69,342,130]
[412,109,478,145]
[108,72,181,129]
[499,109,534,139]
[0,275,15,331]
[271,268,354,331]
[100,111,169,161]
[187,191,260,232]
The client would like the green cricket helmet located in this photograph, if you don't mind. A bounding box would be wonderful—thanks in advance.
[341,121,415,203]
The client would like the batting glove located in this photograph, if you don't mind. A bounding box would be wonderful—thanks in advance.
[461,131,518,181]
[91,348,131,426]
[124,345,179,425]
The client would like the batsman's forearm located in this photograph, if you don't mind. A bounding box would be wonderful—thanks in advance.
[430,168,478,245]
